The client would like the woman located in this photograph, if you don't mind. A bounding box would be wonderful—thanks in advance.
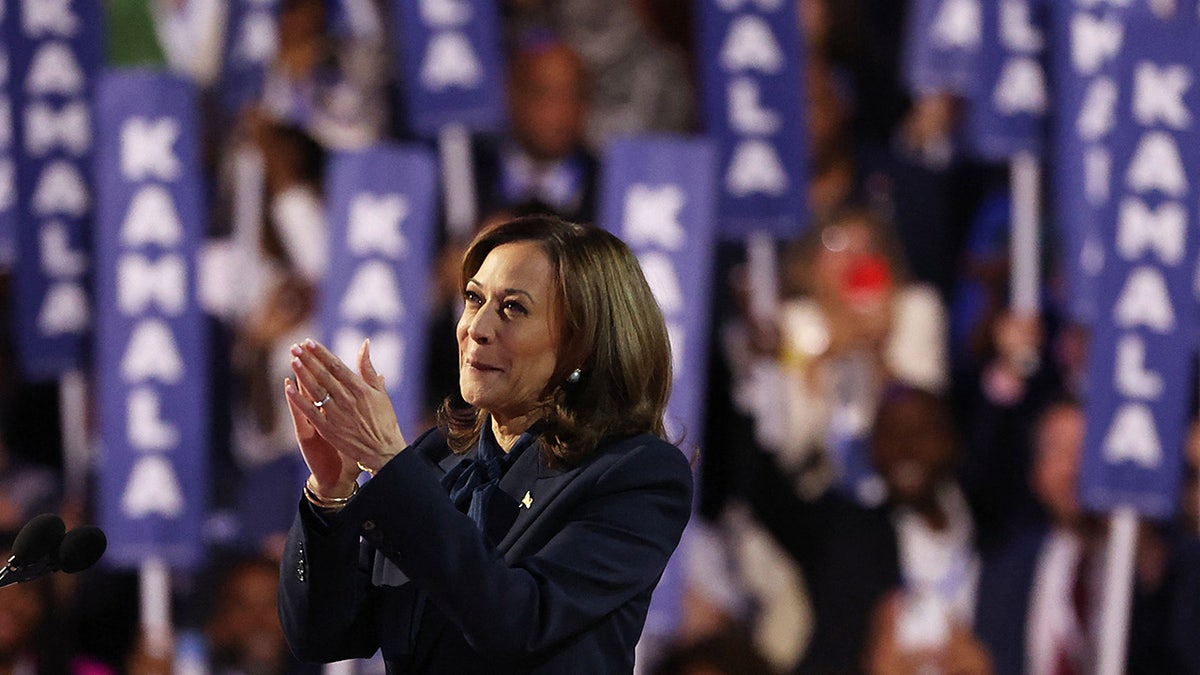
[277,215,693,673]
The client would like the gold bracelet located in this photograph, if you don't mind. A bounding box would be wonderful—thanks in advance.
[356,461,376,477]
[303,477,359,510]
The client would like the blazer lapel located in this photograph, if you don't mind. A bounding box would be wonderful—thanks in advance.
[495,447,586,554]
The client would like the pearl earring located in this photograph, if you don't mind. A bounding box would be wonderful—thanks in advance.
[567,368,582,383]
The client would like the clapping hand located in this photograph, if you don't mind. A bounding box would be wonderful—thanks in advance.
[284,339,408,497]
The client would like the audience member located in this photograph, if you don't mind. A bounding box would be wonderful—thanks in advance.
[505,0,694,146]
[474,35,597,225]
[766,207,947,502]
[973,400,1200,674]
[258,0,389,151]
[206,556,319,675]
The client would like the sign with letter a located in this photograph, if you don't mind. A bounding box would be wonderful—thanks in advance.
[319,144,438,431]
[95,71,209,567]
[599,135,717,638]
[391,0,506,137]
[1080,3,1200,518]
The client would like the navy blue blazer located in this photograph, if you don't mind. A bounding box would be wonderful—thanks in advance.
[278,427,693,673]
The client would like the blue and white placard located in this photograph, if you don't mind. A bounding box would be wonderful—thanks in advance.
[696,0,806,240]
[1080,3,1200,519]
[391,0,506,137]
[319,145,438,432]
[962,0,1048,160]
[95,71,209,567]
[10,0,103,379]
[599,135,718,637]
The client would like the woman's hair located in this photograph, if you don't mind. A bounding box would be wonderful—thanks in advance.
[438,215,673,465]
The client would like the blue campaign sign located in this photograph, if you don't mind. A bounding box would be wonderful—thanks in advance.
[903,0,984,96]
[93,71,210,567]
[598,135,718,637]
[1048,1,1128,324]
[9,0,104,380]
[695,0,806,240]
[0,4,15,266]
[218,0,280,121]
[391,0,506,137]
[1080,4,1200,519]
[319,144,438,432]
[962,0,1048,160]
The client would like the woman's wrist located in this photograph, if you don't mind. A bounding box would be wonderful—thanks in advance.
[304,475,359,510]
[357,451,397,477]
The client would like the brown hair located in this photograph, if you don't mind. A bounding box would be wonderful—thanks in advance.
[438,215,672,465]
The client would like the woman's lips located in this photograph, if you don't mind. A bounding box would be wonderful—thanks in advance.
[466,359,502,372]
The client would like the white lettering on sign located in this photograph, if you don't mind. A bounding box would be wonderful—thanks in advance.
[725,139,787,196]
[420,0,471,27]
[121,455,184,517]
[36,281,88,335]
[341,261,404,322]
[39,221,88,276]
[348,193,409,257]
[1000,0,1043,52]
[125,388,180,451]
[719,15,783,74]
[993,57,1047,115]
[1113,266,1175,333]
[420,32,483,91]
[623,184,686,251]
[21,0,79,37]
[120,185,184,247]
[118,254,187,317]
[25,41,83,95]
[24,101,90,156]
[1116,199,1185,265]
[1077,77,1118,141]
[1125,131,1187,197]
[121,319,185,384]
[31,159,88,217]
[1114,335,1163,399]
[931,0,982,50]
[1132,62,1191,129]
[1101,403,1163,468]
[121,117,181,181]
[1070,13,1124,75]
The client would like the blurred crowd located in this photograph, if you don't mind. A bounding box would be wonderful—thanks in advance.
[1,0,1199,674]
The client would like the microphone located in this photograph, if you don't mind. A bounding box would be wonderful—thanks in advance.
[0,513,66,586]
[0,515,107,588]
[58,526,107,574]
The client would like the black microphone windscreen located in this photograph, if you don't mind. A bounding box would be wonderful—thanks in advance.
[11,514,66,564]
[58,526,107,574]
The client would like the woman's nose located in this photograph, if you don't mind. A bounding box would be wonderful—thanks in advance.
[466,307,495,343]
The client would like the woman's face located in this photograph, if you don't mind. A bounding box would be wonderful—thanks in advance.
[457,242,562,422]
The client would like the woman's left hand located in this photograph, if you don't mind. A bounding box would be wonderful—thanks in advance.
[286,338,407,473]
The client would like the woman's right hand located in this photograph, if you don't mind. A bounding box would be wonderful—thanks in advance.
[285,377,360,498]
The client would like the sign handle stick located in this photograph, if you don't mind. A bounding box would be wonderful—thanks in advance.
[139,557,173,660]
[59,369,90,499]
[746,230,779,325]
[1009,150,1041,314]
[439,123,477,241]
[1096,506,1138,675]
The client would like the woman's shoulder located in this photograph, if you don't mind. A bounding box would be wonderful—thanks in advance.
[587,433,694,487]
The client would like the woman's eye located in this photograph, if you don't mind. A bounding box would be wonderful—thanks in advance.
[463,290,482,305]
[502,300,527,315]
